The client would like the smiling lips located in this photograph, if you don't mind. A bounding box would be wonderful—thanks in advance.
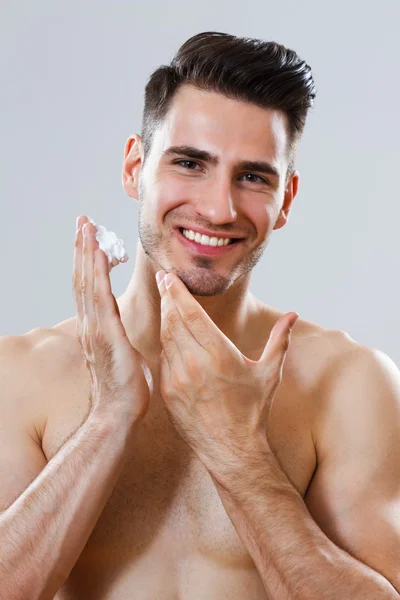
[176,224,244,241]
[180,228,234,246]
[175,227,244,256]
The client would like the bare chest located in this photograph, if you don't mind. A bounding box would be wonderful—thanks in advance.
[43,354,317,598]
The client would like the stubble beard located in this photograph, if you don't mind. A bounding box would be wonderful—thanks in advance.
[137,178,270,296]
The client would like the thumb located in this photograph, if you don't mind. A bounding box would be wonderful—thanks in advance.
[259,312,299,366]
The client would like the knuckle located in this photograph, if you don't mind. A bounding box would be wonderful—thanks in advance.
[186,353,201,376]
[185,310,199,324]
[166,311,180,327]
[175,369,188,389]
[281,337,290,353]
[93,291,103,305]
[80,278,88,293]
[162,325,173,344]
[206,337,218,352]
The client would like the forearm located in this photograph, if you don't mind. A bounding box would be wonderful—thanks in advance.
[0,411,134,600]
[208,444,399,600]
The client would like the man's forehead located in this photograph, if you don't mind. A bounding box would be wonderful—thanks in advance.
[155,84,289,170]
[167,85,287,138]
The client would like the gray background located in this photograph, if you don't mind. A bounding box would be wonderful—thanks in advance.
[1,0,399,366]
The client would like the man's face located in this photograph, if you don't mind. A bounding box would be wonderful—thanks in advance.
[134,84,297,296]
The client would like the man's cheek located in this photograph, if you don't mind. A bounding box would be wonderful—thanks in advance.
[160,178,199,209]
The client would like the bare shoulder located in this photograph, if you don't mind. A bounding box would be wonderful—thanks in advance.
[287,315,354,370]
[285,311,381,398]
[0,320,85,445]
[293,318,400,464]
[259,302,358,389]
[260,302,391,424]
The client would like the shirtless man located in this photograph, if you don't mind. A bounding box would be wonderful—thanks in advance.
[0,31,399,599]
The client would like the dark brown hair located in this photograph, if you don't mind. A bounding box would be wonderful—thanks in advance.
[141,32,317,183]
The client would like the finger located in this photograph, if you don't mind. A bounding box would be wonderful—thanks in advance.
[158,271,221,352]
[81,222,99,336]
[159,297,181,369]
[73,215,90,330]
[93,248,127,344]
[260,313,299,369]
[109,255,120,272]
[109,252,129,271]
[158,276,198,364]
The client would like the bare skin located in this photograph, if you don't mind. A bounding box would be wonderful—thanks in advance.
[23,302,347,599]
[3,84,399,597]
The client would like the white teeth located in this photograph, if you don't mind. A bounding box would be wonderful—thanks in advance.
[182,228,231,246]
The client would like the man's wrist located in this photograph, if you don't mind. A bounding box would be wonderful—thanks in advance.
[202,432,274,489]
[88,405,140,442]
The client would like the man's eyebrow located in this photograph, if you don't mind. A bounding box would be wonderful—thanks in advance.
[162,145,281,181]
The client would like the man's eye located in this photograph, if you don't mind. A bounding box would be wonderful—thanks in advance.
[239,173,269,185]
[174,161,269,185]
[175,160,200,170]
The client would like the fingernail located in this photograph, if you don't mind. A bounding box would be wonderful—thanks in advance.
[76,217,80,230]
[83,223,88,237]
[165,273,173,289]
[156,271,165,286]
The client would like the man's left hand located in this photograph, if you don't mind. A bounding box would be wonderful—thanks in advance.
[156,269,298,467]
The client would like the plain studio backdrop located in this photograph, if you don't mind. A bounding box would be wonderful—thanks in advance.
[1,0,399,367]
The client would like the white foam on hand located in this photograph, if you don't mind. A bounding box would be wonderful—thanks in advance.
[87,217,129,265]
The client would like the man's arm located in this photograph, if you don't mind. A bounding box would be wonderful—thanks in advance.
[206,343,400,599]
[0,333,137,600]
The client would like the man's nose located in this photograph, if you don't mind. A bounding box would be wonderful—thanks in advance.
[193,177,238,225]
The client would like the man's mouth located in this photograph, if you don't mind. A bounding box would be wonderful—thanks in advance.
[177,227,243,246]
[175,227,244,256]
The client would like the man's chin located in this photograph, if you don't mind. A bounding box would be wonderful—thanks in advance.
[171,271,232,297]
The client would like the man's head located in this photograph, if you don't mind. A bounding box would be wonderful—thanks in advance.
[123,32,316,297]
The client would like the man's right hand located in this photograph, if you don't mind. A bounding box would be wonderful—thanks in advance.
[73,215,151,426]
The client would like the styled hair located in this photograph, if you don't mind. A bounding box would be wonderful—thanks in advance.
[141,31,317,183]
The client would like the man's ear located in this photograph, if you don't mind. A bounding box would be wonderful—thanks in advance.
[273,170,300,231]
[122,134,144,200]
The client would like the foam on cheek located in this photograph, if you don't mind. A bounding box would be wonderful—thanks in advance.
[87,217,129,265]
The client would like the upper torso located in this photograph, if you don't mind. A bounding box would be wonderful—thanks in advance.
[25,304,355,599]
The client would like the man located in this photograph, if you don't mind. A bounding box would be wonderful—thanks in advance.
[0,31,399,599]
